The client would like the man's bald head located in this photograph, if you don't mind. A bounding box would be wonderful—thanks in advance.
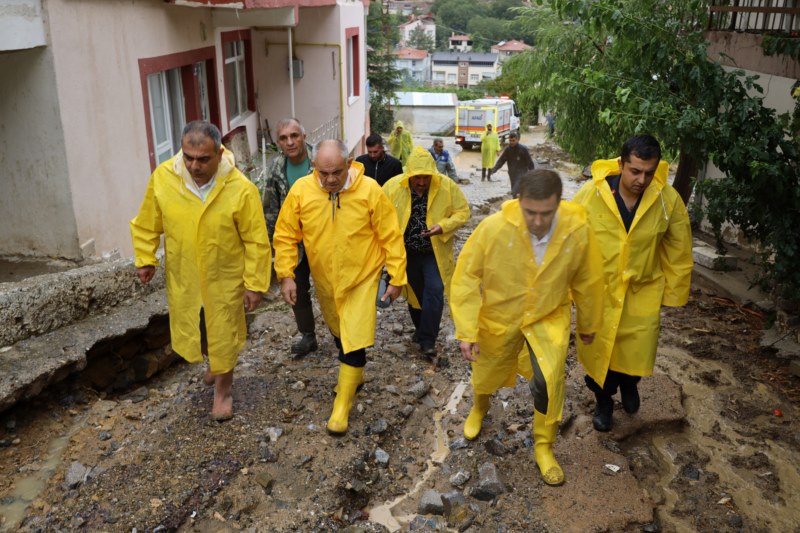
[313,140,353,193]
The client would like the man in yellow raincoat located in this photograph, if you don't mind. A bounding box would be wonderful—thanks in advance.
[573,134,693,432]
[480,123,500,182]
[383,146,470,356]
[131,121,270,421]
[387,121,413,166]
[273,140,407,435]
[451,169,603,486]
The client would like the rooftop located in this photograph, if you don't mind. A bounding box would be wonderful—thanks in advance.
[393,48,429,60]
[492,39,532,52]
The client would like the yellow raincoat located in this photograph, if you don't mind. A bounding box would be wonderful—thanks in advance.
[273,161,407,354]
[130,149,271,374]
[573,158,693,387]
[450,199,604,426]
[387,121,413,166]
[382,147,471,307]
[480,128,500,168]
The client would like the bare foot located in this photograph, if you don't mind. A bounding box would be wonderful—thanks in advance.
[202,369,215,386]
[211,370,234,421]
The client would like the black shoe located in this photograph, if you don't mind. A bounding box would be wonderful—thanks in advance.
[620,382,640,414]
[592,395,613,432]
[420,343,436,357]
[291,333,318,356]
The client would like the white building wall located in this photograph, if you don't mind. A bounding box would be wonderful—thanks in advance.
[46,0,215,258]
[0,46,80,258]
[254,2,366,155]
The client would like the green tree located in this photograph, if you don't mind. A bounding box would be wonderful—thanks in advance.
[366,2,402,134]
[467,16,508,51]
[505,0,800,301]
[433,0,488,48]
[407,25,435,52]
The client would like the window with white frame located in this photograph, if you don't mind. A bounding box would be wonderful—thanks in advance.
[224,40,248,122]
[447,73,456,83]
[470,73,479,82]
[147,68,186,165]
[346,27,361,100]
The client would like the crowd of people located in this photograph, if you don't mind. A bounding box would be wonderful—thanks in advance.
[130,119,693,487]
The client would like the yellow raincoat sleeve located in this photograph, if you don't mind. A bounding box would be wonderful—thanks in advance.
[130,175,163,268]
[450,228,486,343]
[272,190,303,280]
[371,189,408,287]
[436,182,471,235]
[659,193,693,307]
[236,183,272,292]
[570,224,604,335]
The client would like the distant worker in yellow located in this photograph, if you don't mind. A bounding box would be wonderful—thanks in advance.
[573,134,693,432]
[273,140,407,435]
[451,169,603,486]
[480,123,500,182]
[387,121,413,166]
[383,146,471,356]
[131,121,270,421]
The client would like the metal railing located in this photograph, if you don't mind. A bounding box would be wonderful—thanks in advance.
[307,115,341,145]
[708,0,800,34]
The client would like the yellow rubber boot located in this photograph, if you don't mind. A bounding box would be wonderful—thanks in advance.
[463,393,491,440]
[326,364,364,435]
[532,410,564,486]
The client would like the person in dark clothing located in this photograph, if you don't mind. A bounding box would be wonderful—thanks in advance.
[356,134,404,186]
[488,131,535,196]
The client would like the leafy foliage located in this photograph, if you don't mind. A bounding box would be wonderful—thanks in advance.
[407,25,435,52]
[502,0,800,301]
[366,2,402,134]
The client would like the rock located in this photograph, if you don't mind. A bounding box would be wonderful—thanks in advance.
[681,464,701,481]
[484,436,509,456]
[400,405,415,418]
[418,489,444,515]
[374,448,390,466]
[367,418,388,435]
[65,461,90,489]
[121,386,149,403]
[266,427,283,442]
[385,385,399,395]
[255,472,274,494]
[259,441,277,463]
[384,343,408,356]
[642,523,660,532]
[345,479,368,493]
[441,491,471,527]
[290,381,305,390]
[449,470,471,487]
[408,380,430,399]
[390,322,404,334]
[409,515,447,530]
[98,431,112,441]
[449,437,469,450]
[472,462,507,501]
[727,514,743,527]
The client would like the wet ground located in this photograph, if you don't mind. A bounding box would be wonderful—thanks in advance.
[0,135,798,532]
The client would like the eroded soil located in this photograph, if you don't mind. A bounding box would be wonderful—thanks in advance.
[0,202,798,533]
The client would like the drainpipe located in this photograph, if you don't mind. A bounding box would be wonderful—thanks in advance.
[288,27,296,117]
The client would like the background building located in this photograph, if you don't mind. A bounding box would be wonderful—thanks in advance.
[431,52,500,87]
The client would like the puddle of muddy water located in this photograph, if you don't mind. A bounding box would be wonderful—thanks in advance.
[0,414,85,532]
[630,346,800,532]
[368,381,469,532]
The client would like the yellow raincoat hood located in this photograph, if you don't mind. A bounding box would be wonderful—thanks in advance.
[383,147,471,305]
[573,157,693,386]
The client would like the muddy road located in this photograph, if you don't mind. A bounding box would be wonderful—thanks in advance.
[1,144,799,532]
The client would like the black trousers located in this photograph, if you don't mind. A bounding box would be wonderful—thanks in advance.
[584,370,640,396]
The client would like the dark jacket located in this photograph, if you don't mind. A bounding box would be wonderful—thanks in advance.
[355,153,404,187]
[490,143,534,179]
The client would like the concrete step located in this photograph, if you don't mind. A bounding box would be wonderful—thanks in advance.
[0,290,168,412]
